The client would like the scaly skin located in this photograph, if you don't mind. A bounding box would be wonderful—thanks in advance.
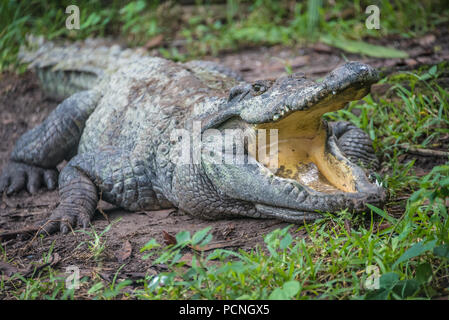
[0,38,386,234]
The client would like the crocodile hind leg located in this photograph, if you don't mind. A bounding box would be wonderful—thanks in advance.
[0,90,101,195]
[40,148,164,235]
[329,121,379,169]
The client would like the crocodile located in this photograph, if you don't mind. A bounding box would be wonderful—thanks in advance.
[0,37,385,235]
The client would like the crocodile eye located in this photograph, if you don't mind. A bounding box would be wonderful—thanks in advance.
[252,83,267,94]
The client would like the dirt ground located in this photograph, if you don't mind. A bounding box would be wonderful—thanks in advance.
[1,27,449,290]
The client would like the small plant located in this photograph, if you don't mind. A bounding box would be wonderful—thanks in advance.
[76,219,120,262]
[136,226,304,300]
[87,264,133,300]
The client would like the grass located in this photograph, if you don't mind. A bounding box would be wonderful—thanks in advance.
[1,0,449,71]
[75,218,121,262]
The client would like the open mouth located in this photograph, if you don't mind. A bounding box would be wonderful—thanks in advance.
[203,62,384,221]
[252,85,370,195]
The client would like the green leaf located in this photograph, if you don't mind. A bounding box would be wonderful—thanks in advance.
[380,272,400,289]
[268,288,288,300]
[268,281,300,300]
[280,233,293,250]
[428,65,437,77]
[175,231,191,245]
[283,280,300,298]
[392,280,420,298]
[140,238,160,252]
[367,204,397,224]
[88,282,104,295]
[393,240,437,269]
[192,226,212,245]
[364,288,389,300]
[199,233,213,247]
[320,35,409,59]
[415,263,433,284]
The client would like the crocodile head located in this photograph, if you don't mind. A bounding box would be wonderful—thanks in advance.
[198,62,386,222]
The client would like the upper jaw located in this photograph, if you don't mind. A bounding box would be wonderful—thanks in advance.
[238,61,379,124]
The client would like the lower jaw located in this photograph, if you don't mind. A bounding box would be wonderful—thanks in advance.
[255,189,384,222]
[255,203,324,222]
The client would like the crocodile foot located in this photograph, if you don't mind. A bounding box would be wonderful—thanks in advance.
[38,201,94,235]
[0,161,58,195]
[38,162,98,235]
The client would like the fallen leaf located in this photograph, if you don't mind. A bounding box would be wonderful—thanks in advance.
[290,55,309,68]
[178,252,221,268]
[312,42,334,53]
[222,223,235,238]
[405,59,418,67]
[144,208,176,218]
[414,167,431,177]
[417,56,432,64]
[0,261,19,277]
[99,272,113,283]
[49,253,61,266]
[418,34,436,47]
[372,222,392,233]
[115,240,132,262]
[344,219,352,234]
[162,230,177,245]
[408,47,433,58]
[144,34,164,49]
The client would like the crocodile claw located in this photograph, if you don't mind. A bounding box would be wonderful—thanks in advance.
[0,161,58,195]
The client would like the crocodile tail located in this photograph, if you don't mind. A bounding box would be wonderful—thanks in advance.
[19,35,147,100]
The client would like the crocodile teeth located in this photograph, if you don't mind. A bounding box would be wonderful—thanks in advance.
[284,106,290,112]
[280,110,285,117]
[273,114,280,121]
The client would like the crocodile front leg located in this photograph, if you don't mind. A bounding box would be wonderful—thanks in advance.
[0,90,101,195]
[39,148,164,235]
[329,121,379,169]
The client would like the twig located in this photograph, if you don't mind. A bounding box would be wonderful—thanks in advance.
[97,190,111,224]
[398,144,449,158]
[189,240,245,252]
[0,226,40,241]
[20,219,60,254]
